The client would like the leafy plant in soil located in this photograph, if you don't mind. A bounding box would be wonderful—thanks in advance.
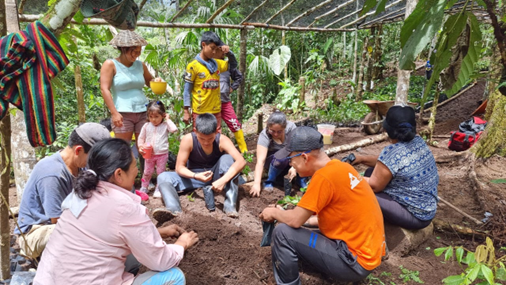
[398,266,424,284]
[277,195,302,209]
[435,237,506,285]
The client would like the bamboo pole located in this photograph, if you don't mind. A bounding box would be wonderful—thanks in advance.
[240,0,269,24]
[170,0,194,22]
[19,14,356,32]
[206,0,236,23]
[356,34,369,101]
[360,7,405,28]
[333,0,404,29]
[352,0,359,84]
[308,0,355,27]
[287,0,333,26]
[265,0,297,24]
[236,29,248,123]
[299,77,306,103]
[139,0,149,12]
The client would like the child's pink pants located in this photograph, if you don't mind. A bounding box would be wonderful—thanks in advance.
[142,153,168,188]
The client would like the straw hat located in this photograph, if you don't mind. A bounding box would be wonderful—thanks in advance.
[109,30,147,47]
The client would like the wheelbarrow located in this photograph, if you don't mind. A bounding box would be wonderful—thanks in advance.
[361,100,417,135]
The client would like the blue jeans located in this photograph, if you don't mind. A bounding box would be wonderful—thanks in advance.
[132,267,185,285]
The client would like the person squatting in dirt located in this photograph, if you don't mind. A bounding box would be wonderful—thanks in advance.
[33,138,198,285]
[212,42,248,153]
[250,111,308,197]
[259,126,386,285]
[15,123,110,259]
[182,31,238,133]
[137,100,178,198]
[153,113,246,221]
[350,105,439,230]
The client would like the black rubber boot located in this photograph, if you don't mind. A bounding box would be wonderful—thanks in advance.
[223,178,239,218]
[283,177,292,197]
[153,183,182,224]
[202,185,215,211]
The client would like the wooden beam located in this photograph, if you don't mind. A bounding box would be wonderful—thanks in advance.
[243,22,355,32]
[286,0,333,26]
[19,14,256,30]
[240,0,269,24]
[170,0,194,23]
[330,0,404,29]
[265,0,297,24]
[206,0,236,23]
[308,0,355,27]
[236,29,248,122]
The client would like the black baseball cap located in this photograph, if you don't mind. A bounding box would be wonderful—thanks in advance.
[201,31,224,47]
[383,105,416,134]
[274,126,324,160]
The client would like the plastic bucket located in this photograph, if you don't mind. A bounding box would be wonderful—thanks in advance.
[150,81,167,95]
[317,124,336,145]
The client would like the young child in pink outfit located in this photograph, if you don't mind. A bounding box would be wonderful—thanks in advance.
[138,101,178,197]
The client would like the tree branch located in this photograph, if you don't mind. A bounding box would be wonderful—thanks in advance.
[482,0,506,67]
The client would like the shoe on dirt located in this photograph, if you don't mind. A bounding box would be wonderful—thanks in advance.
[152,208,179,224]
[135,190,149,201]
[139,187,148,194]
[153,189,162,198]
[225,210,239,218]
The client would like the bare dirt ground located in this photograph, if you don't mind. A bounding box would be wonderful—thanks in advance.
[8,81,506,284]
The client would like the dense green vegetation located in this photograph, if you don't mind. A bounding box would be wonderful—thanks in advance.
[24,0,494,157]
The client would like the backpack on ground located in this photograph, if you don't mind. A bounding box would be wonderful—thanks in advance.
[448,117,487,151]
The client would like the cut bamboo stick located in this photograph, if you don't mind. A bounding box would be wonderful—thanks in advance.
[308,0,355,27]
[265,0,298,24]
[206,0,236,23]
[170,0,194,22]
[286,0,333,26]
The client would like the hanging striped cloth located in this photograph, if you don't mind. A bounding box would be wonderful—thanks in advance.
[0,21,69,147]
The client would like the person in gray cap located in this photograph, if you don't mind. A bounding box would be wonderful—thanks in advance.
[15,123,110,259]
[259,126,385,285]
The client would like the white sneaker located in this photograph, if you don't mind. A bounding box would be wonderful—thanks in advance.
[153,189,162,198]
[140,187,148,194]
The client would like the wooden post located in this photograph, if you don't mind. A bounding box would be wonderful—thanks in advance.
[428,86,440,142]
[257,113,264,134]
[395,0,419,105]
[371,25,383,81]
[351,0,359,85]
[0,0,11,279]
[299,77,306,103]
[236,28,248,122]
[75,65,86,123]
[356,34,369,101]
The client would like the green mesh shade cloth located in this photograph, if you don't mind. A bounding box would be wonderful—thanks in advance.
[81,0,139,30]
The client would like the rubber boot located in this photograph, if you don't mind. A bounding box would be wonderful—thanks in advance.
[233,129,248,153]
[202,185,215,211]
[153,183,182,224]
[223,178,239,217]
[264,164,283,191]
[283,177,292,197]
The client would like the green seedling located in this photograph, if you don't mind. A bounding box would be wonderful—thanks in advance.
[399,266,424,284]
[277,195,302,209]
[188,192,195,202]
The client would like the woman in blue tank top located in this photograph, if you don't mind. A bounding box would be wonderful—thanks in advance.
[100,30,154,145]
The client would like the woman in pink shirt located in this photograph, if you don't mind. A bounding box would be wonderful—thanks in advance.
[34,138,198,285]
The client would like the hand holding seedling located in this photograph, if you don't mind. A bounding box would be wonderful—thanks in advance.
[195,171,213,182]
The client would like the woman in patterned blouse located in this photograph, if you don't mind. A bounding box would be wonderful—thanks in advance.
[352,105,439,230]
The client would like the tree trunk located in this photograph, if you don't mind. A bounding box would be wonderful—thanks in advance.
[75,65,86,123]
[365,28,374,91]
[39,0,82,36]
[395,0,419,105]
[5,0,38,203]
[427,86,440,142]
[0,1,11,279]
[356,35,369,101]
[371,25,383,81]
[236,28,248,123]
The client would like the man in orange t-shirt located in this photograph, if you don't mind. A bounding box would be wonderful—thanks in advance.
[260,127,385,285]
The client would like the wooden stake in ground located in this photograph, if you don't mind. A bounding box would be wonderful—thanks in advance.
[236,28,248,122]
[356,34,369,101]
[0,115,11,280]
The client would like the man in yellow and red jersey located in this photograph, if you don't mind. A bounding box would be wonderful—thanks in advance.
[183,31,237,133]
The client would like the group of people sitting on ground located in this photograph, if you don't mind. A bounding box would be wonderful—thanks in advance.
[13,28,440,285]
